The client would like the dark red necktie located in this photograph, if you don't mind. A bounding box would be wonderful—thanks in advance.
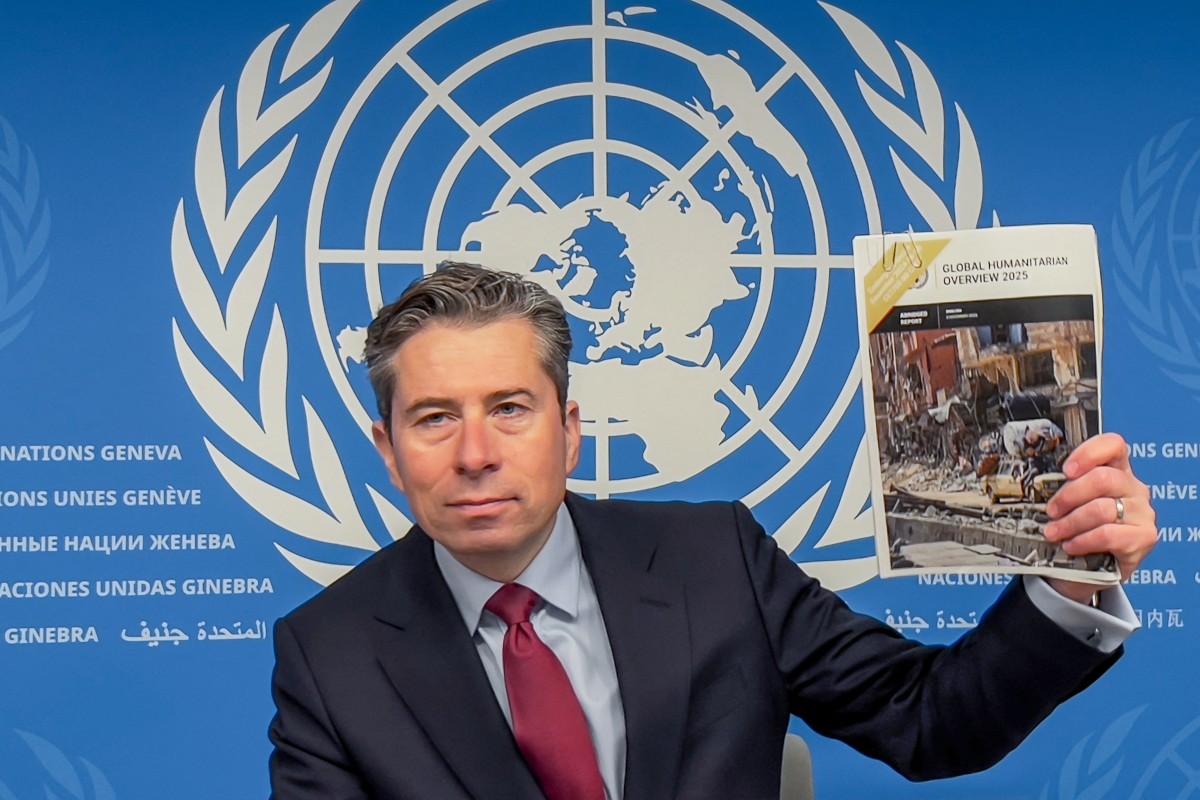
[485,583,606,800]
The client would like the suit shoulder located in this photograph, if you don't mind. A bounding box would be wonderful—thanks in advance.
[278,535,415,630]
[570,494,756,542]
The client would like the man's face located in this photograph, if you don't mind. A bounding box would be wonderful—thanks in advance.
[371,318,581,581]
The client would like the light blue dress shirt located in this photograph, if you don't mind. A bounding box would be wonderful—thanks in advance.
[435,504,627,800]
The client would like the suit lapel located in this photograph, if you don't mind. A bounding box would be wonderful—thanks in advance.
[568,495,691,800]
[371,529,543,800]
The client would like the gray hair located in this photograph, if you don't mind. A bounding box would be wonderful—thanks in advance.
[364,262,573,424]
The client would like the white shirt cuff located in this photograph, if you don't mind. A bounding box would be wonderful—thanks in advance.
[1022,575,1140,654]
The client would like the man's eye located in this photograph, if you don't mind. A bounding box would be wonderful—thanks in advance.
[417,412,448,426]
[496,403,524,416]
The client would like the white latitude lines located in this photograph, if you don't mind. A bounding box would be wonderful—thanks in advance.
[660,60,792,201]
[729,253,855,270]
[394,52,559,213]
[307,4,858,496]
[314,28,853,274]
[306,5,869,503]
[721,379,802,464]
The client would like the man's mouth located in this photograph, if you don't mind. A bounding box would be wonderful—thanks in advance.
[449,497,516,515]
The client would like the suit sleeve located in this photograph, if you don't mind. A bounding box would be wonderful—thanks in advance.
[731,501,1120,781]
[269,618,369,800]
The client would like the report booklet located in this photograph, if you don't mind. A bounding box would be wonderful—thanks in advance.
[853,224,1118,583]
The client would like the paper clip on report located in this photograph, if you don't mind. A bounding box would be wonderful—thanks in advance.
[875,229,922,273]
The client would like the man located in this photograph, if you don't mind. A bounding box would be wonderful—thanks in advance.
[1026,421,1065,489]
[269,263,1155,800]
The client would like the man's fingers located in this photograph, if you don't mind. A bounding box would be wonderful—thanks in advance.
[1041,432,1158,585]
[1061,432,1131,479]
[1046,494,1149,541]
[1055,522,1156,578]
[1046,465,1147,521]
[1045,490,1157,580]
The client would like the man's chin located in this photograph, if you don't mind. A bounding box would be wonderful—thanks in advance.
[440,527,547,576]
[440,517,528,548]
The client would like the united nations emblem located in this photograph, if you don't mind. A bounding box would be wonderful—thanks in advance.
[172,0,991,591]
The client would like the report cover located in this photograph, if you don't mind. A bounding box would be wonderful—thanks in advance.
[853,224,1118,583]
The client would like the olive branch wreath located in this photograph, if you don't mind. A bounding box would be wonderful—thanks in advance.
[0,730,115,800]
[0,116,51,353]
[1038,706,1145,800]
[822,2,991,232]
[784,5,993,590]
[1110,120,1200,400]
[173,1,990,589]
[171,0,410,587]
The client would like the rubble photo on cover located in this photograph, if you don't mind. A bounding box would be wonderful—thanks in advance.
[868,299,1118,577]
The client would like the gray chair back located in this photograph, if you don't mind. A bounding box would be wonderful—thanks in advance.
[780,733,814,800]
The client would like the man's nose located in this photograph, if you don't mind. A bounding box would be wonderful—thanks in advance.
[455,413,500,475]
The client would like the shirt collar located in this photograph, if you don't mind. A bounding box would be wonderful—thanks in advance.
[434,503,581,634]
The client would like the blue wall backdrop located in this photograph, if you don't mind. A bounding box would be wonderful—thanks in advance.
[1,2,1197,797]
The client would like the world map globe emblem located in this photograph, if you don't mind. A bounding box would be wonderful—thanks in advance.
[309,0,880,530]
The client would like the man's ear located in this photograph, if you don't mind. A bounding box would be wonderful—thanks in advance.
[371,420,405,493]
[563,400,582,475]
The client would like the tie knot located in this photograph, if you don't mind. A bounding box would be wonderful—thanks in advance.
[485,583,541,626]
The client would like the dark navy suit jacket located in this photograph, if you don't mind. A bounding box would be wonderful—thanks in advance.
[268,495,1118,800]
